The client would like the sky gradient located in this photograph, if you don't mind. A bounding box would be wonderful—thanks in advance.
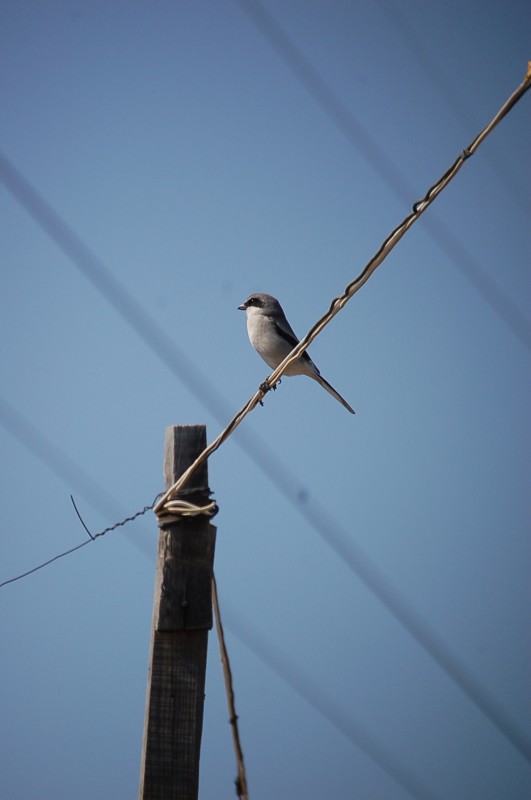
[1,2,530,798]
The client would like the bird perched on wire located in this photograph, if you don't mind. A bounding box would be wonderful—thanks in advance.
[238,292,355,414]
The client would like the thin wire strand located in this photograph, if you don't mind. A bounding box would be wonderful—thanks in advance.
[71,494,95,539]
[0,495,159,589]
[212,575,250,800]
[0,539,93,589]
[155,64,531,515]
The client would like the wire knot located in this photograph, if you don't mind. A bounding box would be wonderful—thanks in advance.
[155,497,219,528]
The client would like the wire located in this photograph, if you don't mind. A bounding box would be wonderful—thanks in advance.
[155,65,531,514]
[0,538,93,589]
[1,71,530,761]
[212,575,249,800]
[0,491,157,590]
[225,605,445,800]
[234,0,531,350]
[0,154,235,428]
[0,394,126,521]
[0,393,155,562]
[374,0,528,208]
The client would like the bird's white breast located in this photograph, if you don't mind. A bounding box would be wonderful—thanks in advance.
[246,310,288,369]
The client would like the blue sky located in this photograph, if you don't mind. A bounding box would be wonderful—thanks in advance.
[1,1,529,798]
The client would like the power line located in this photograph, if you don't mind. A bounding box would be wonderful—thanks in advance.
[374,0,528,208]
[2,149,530,762]
[0,394,154,565]
[225,605,445,800]
[0,395,125,521]
[0,152,235,428]
[233,0,531,350]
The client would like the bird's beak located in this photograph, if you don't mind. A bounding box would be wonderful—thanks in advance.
[237,303,246,311]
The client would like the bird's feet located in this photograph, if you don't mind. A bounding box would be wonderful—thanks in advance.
[258,377,281,405]
[259,378,281,393]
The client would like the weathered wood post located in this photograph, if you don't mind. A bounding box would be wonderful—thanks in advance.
[139,425,216,799]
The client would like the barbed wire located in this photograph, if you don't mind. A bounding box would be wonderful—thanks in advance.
[0,495,159,589]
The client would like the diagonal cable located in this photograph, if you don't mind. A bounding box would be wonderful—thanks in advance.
[0,394,154,566]
[226,605,446,800]
[234,0,531,350]
[374,0,528,207]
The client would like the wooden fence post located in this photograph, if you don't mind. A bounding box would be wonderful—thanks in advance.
[139,424,216,799]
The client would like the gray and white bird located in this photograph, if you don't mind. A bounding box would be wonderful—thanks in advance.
[238,292,354,414]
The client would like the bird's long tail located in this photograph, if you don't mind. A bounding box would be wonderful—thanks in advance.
[313,374,355,414]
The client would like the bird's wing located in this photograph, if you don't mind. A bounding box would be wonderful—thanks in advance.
[273,319,314,367]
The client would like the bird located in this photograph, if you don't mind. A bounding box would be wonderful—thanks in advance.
[238,292,355,414]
